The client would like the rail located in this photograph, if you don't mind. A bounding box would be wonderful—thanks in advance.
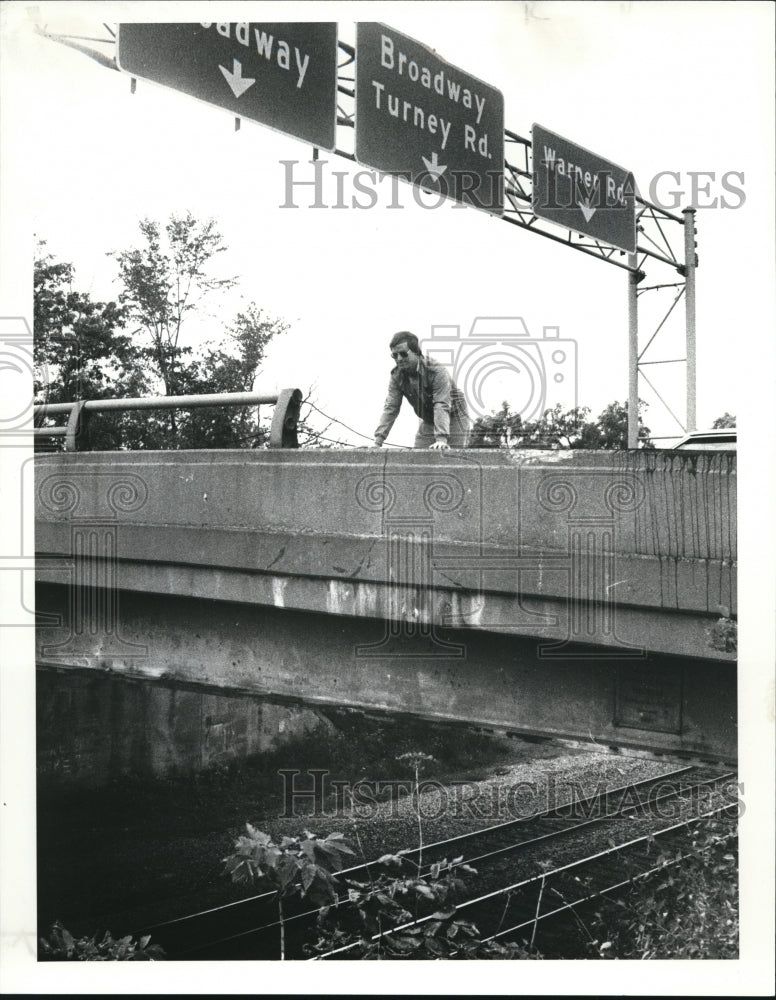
[33,388,303,450]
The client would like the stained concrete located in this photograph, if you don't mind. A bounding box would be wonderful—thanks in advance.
[34,448,737,660]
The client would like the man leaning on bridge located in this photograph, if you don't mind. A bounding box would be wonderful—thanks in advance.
[374,332,471,450]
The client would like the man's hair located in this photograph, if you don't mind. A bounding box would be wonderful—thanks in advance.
[389,331,421,355]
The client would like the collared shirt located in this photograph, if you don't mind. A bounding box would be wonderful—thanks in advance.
[375,356,468,444]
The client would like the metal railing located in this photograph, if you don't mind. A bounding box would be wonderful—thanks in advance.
[33,388,303,451]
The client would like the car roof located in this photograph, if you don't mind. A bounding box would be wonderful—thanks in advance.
[672,429,737,449]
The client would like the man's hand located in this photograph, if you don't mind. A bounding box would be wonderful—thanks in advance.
[429,441,450,451]
[372,440,383,448]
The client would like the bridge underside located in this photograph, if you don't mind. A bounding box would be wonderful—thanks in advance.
[36,583,737,766]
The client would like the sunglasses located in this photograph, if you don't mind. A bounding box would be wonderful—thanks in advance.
[391,350,410,360]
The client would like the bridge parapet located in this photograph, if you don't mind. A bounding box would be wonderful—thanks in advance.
[34,447,736,661]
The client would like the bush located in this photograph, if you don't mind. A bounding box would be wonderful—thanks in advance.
[586,817,738,959]
[39,921,165,961]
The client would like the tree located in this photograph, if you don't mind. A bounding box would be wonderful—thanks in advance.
[33,244,149,450]
[111,213,237,398]
[469,399,652,451]
[110,212,258,448]
[712,412,736,428]
[467,401,527,449]
[34,217,290,450]
[172,303,289,449]
[587,399,652,450]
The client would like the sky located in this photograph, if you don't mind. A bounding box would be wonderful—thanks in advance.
[1,1,774,995]
[2,1,774,447]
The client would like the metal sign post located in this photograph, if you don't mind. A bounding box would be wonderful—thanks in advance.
[628,254,640,448]
[683,208,698,433]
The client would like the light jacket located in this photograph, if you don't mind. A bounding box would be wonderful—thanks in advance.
[375,356,468,444]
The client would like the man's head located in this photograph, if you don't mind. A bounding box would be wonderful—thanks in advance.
[389,331,421,374]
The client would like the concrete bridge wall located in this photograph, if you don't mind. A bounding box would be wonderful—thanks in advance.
[34,448,736,661]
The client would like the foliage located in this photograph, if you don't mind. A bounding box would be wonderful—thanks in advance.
[469,399,652,450]
[221,742,542,960]
[586,817,738,960]
[110,213,237,399]
[39,921,165,961]
[224,827,354,906]
[395,751,435,871]
[224,745,545,961]
[33,245,147,450]
[712,412,736,428]
[310,853,541,960]
[224,827,355,959]
[34,219,289,450]
[707,615,737,653]
[223,826,542,960]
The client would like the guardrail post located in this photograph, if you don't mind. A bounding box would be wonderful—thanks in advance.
[64,401,89,452]
[269,388,303,448]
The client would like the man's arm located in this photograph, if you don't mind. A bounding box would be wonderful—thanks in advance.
[374,375,403,446]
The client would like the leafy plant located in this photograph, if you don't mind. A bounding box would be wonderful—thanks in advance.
[39,921,165,961]
[708,616,737,653]
[224,821,544,959]
[223,827,354,959]
[306,850,543,960]
[395,750,434,871]
[222,742,548,960]
[586,817,738,960]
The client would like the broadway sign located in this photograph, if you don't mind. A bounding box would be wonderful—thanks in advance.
[355,23,504,215]
[117,23,338,150]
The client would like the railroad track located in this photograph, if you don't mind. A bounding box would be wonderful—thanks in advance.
[138,764,738,960]
[317,800,739,959]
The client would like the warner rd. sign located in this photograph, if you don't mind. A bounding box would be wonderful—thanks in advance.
[117,23,338,150]
[355,23,504,215]
[532,124,636,253]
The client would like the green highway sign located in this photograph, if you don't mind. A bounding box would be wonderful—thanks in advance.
[117,23,338,150]
[532,124,636,253]
[355,23,504,215]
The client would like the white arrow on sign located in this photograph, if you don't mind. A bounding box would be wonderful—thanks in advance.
[579,198,597,223]
[219,59,255,99]
[421,151,448,180]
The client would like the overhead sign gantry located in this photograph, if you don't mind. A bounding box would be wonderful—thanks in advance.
[47,20,696,447]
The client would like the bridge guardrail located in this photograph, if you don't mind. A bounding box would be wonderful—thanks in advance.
[33,388,303,450]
